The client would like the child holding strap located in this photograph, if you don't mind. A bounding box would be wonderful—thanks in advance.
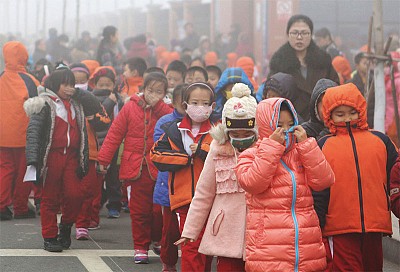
[235,97,335,272]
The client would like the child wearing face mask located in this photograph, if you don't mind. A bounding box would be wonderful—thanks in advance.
[175,83,257,272]
[98,72,172,264]
[235,97,335,272]
[70,63,91,91]
[151,82,215,272]
[313,83,398,271]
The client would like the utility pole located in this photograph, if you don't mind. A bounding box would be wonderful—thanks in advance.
[62,0,67,33]
[76,0,80,39]
[42,0,47,38]
[373,0,385,132]
[24,0,28,37]
[36,0,41,36]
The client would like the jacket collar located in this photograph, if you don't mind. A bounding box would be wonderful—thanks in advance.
[178,115,212,135]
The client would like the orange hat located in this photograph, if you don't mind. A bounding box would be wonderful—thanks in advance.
[81,60,100,77]
[204,51,218,66]
[236,56,255,78]
[332,56,352,84]
[226,52,238,68]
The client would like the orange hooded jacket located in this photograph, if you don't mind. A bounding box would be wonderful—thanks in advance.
[0,41,39,147]
[317,83,398,236]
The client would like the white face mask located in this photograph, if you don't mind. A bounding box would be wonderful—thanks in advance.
[75,83,88,90]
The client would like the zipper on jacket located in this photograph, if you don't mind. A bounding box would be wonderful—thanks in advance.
[170,172,175,195]
[191,162,195,198]
[281,159,299,272]
[347,122,365,233]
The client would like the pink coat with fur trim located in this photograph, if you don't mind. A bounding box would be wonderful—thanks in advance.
[181,140,246,259]
[235,98,335,272]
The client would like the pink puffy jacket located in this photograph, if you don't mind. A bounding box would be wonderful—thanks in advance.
[235,98,335,272]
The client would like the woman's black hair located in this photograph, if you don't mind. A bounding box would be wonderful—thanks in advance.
[102,26,117,42]
[143,72,168,93]
[43,68,75,93]
[183,82,215,104]
[286,14,314,34]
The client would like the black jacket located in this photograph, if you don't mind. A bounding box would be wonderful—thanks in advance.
[24,88,93,183]
[91,89,123,146]
[269,42,339,120]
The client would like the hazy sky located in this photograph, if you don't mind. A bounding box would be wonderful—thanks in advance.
[0,0,186,37]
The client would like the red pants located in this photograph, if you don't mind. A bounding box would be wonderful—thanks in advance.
[90,185,102,225]
[76,161,103,228]
[325,233,383,272]
[160,206,180,266]
[41,150,84,238]
[126,167,162,250]
[176,205,213,272]
[0,147,33,215]
[217,257,245,272]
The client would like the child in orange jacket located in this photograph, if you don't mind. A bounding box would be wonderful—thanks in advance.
[314,83,398,271]
[151,82,215,272]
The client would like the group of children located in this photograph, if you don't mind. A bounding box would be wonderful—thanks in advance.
[1,39,400,272]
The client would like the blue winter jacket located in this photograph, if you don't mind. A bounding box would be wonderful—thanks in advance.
[212,67,254,121]
[153,109,184,206]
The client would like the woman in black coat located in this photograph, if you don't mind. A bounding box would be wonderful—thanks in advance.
[269,14,339,120]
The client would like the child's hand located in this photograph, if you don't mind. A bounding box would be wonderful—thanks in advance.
[174,237,194,246]
[65,87,76,97]
[97,164,109,175]
[189,143,198,153]
[269,127,285,145]
[294,125,307,143]
[145,93,163,107]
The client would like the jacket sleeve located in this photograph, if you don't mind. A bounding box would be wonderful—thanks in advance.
[312,188,331,228]
[97,102,129,166]
[296,137,335,191]
[88,104,111,132]
[235,138,285,195]
[153,117,166,142]
[72,89,102,116]
[151,133,191,172]
[26,105,49,167]
[152,99,173,119]
[102,97,117,117]
[181,149,217,240]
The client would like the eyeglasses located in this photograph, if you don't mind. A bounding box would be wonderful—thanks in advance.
[289,31,311,38]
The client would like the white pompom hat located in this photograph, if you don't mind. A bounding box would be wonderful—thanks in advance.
[210,83,258,144]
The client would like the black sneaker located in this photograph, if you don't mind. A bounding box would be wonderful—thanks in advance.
[58,223,72,249]
[14,209,36,219]
[0,207,13,221]
[44,238,63,252]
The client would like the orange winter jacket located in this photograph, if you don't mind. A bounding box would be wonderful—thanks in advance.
[316,83,398,236]
[120,77,143,97]
[151,116,212,211]
[0,41,39,147]
[235,98,334,272]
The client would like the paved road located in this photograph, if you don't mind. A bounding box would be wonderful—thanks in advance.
[0,204,399,272]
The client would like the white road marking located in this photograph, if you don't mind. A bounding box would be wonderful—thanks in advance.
[0,249,164,272]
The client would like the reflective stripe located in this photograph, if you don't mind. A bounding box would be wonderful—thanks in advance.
[281,159,299,272]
